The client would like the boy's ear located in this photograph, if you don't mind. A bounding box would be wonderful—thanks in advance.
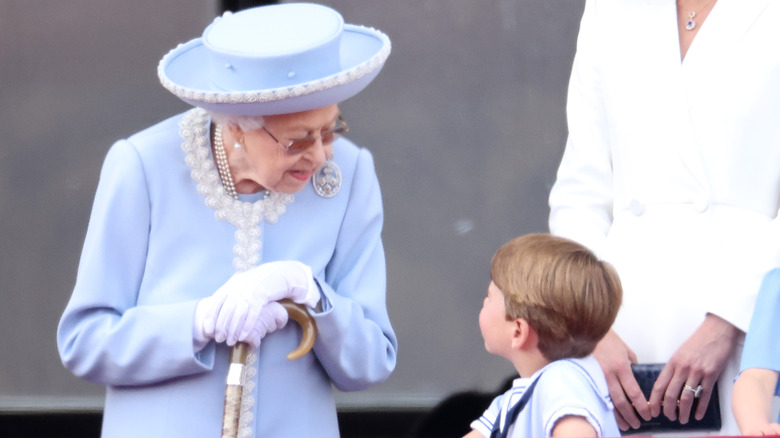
[511,318,536,350]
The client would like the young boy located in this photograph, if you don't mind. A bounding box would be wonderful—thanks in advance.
[464,233,622,438]
[732,268,780,436]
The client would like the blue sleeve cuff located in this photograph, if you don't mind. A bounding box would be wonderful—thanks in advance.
[312,276,333,313]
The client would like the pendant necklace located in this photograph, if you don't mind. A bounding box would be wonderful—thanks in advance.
[684,0,715,31]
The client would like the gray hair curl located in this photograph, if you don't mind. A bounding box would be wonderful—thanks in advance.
[208,112,266,132]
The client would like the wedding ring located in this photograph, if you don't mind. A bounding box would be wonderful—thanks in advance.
[683,384,703,398]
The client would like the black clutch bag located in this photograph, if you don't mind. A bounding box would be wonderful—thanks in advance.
[625,363,721,435]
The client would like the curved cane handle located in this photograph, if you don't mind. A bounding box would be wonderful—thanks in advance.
[279,298,317,360]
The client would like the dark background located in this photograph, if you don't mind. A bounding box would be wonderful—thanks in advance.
[0,0,584,436]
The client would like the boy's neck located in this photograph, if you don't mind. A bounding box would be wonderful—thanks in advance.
[513,349,551,378]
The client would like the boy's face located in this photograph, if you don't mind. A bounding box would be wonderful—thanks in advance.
[479,281,515,358]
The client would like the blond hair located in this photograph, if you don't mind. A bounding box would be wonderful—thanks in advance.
[490,233,622,361]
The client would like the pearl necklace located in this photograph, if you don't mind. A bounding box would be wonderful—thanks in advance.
[179,109,293,271]
[212,124,238,199]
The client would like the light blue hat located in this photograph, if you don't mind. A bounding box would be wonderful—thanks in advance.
[158,3,391,116]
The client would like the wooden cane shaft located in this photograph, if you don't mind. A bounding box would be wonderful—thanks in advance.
[220,301,317,438]
[221,384,243,438]
[221,342,249,438]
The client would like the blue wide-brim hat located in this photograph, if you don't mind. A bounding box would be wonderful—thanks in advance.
[158,3,391,116]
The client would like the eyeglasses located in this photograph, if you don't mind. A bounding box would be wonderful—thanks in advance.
[262,116,349,155]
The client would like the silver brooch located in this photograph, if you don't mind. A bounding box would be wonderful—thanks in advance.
[312,159,341,198]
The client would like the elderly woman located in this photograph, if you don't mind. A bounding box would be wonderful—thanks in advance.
[57,4,396,438]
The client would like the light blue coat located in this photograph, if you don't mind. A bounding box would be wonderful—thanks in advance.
[57,110,397,437]
[740,268,780,423]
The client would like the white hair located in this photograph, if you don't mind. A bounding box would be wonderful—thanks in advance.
[208,111,266,132]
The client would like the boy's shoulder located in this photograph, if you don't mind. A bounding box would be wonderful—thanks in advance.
[542,356,601,376]
[537,356,612,406]
[533,356,620,437]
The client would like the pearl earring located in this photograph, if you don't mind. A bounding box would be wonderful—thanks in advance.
[233,140,242,150]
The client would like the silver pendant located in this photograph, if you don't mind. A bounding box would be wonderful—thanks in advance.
[312,159,341,198]
[686,12,696,30]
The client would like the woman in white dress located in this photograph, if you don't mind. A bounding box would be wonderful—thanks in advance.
[548,0,780,434]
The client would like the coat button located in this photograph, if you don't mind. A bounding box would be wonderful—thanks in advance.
[629,199,645,216]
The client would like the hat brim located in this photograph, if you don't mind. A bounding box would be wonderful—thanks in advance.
[158,24,390,116]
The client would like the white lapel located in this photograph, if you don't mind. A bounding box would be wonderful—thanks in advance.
[679,0,773,190]
[682,0,772,79]
[632,0,712,191]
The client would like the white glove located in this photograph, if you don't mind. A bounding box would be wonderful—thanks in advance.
[194,298,289,350]
[207,261,319,347]
[232,301,288,348]
[193,292,227,352]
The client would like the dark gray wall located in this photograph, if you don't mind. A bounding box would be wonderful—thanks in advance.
[0,0,584,411]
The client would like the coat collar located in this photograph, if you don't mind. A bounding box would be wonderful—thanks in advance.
[682,0,772,71]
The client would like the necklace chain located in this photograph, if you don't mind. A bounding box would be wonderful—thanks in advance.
[213,124,238,199]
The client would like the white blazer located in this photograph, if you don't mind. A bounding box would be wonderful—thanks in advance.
[549,0,780,433]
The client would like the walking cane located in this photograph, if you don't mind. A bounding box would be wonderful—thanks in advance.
[220,299,317,438]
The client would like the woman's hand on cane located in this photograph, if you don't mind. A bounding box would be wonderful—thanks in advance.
[194,260,320,350]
